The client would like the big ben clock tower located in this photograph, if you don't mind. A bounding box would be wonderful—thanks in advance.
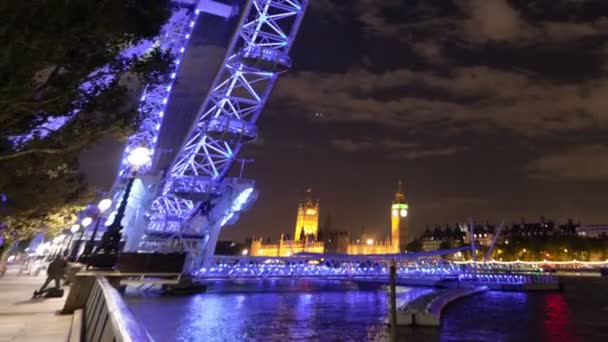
[391,180,409,252]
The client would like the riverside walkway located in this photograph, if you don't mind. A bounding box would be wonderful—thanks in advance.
[0,267,71,341]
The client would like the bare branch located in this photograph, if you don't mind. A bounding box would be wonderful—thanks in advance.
[0,147,76,161]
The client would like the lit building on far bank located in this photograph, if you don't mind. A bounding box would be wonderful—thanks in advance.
[249,189,324,257]
[249,182,409,256]
[294,189,319,241]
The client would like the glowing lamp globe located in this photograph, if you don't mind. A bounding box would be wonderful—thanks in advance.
[70,224,80,233]
[81,217,93,227]
[127,147,152,168]
[98,198,112,213]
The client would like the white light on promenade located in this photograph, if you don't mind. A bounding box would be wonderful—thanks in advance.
[98,198,112,213]
[366,239,374,245]
[81,217,93,227]
[70,224,80,233]
[242,249,249,256]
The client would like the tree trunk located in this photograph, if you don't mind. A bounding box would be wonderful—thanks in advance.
[0,239,15,277]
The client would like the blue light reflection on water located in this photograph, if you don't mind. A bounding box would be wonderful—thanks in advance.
[125,277,608,342]
[124,279,433,342]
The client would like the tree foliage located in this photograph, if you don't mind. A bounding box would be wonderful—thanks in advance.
[0,0,173,239]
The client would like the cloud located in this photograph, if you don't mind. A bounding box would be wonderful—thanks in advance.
[527,145,608,181]
[412,41,445,63]
[458,0,526,43]
[274,66,608,136]
[392,146,470,160]
[329,138,467,160]
[347,0,608,47]
[330,138,375,152]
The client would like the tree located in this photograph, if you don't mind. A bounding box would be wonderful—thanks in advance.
[0,1,173,232]
[405,239,422,252]
[0,1,176,276]
[1,204,84,275]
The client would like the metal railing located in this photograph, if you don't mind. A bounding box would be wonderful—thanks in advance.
[84,276,153,342]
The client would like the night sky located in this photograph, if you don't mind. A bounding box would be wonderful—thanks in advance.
[81,0,608,242]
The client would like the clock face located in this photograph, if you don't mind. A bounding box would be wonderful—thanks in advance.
[392,209,398,217]
[400,209,407,217]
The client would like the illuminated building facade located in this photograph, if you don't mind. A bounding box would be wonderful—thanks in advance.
[249,234,324,257]
[294,189,320,241]
[250,183,407,256]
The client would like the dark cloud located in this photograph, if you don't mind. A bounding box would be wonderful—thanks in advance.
[527,144,608,181]
[329,138,467,161]
[275,66,608,136]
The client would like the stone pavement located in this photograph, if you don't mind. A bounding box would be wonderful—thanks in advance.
[0,267,72,342]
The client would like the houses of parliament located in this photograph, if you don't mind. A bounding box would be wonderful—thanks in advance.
[249,181,410,256]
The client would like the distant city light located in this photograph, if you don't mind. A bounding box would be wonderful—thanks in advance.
[563,248,568,253]
[242,249,249,256]
[366,239,374,245]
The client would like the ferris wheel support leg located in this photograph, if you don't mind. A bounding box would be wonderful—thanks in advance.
[199,221,223,270]
[123,176,162,252]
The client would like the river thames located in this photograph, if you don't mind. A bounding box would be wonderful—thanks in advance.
[125,277,608,341]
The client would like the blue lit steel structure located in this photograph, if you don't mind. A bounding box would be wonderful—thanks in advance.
[104,0,308,272]
[193,254,560,287]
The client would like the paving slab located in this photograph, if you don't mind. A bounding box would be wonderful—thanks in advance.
[0,267,72,342]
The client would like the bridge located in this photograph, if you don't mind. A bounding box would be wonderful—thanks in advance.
[190,250,567,291]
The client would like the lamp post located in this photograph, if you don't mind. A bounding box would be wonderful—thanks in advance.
[81,198,113,256]
[69,216,92,261]
[64,224,81,257]
[93,147,151,257]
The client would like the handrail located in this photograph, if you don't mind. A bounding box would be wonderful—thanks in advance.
[87,276,154,342]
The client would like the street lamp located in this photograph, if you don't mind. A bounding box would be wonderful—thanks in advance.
[81,217,93,228]
[127,147,152,168]
[69,213,93,261]
[92,147,151,258]
[81,198,113,257]
[64,224,81,257]
[98,198,112,213]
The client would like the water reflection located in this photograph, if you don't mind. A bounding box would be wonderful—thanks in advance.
[542,293,580,342]
[125,278,607,342]
[125,280,433,342]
